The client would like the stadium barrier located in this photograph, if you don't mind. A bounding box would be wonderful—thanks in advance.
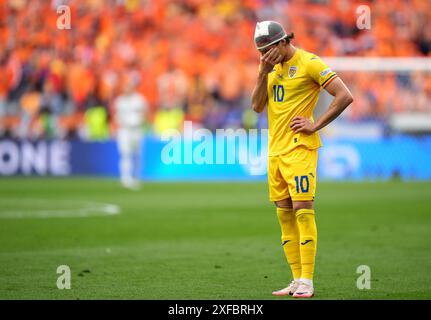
[0,134,430,180]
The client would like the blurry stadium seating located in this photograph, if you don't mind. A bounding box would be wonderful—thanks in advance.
[0,0,430,139]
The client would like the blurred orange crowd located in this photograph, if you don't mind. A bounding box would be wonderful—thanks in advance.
[0,0,430,139]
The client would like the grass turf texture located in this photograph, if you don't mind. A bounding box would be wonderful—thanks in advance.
[0,178,430,300]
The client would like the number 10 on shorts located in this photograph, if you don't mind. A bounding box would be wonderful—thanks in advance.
[294,175,310,193]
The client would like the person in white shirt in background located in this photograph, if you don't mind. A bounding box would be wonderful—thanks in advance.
[114,79,148,190]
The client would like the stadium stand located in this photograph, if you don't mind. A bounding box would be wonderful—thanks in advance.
[0,0,430,139]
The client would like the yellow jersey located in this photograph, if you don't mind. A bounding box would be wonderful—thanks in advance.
[266,48,337,156]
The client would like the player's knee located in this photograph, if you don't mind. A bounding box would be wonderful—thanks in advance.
[274,198,293,209]
[292,200,314,212]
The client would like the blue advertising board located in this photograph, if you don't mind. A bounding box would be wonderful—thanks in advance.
[0,135,430,180]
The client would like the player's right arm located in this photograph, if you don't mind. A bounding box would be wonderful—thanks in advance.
[251,47,283,113]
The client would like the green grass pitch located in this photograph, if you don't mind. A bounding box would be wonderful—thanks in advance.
[0,178,430,300]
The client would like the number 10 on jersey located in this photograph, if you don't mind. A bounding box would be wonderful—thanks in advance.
[295,175,310,193]
[273,85,284,102]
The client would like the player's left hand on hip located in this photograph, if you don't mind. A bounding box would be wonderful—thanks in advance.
[290,116,316,134]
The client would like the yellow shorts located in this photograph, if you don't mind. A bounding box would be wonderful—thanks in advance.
[268,146,318,202]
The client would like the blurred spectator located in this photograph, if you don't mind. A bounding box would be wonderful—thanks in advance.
[36,105,57,139]
[114,75,148,189]
[84,105,109,141]
[153,105,185,135]
[17,84,41,138]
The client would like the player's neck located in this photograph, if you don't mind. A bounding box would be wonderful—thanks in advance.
[283,45,297,63]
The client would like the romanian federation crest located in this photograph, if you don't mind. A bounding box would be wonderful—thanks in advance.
[288,66,297,78]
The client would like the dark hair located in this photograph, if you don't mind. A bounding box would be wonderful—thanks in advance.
[281,32,295,45]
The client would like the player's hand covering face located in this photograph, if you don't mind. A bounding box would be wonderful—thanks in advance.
[259,47,284,74]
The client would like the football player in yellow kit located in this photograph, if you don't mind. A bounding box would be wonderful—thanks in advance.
[251,21,354,298]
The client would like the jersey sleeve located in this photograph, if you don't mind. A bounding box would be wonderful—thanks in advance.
[306,55,337,88]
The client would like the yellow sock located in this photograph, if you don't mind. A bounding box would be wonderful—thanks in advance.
[295,208,317,281]
[276,207,301,280]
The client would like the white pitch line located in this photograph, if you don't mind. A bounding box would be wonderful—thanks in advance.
[0,199,121,219]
